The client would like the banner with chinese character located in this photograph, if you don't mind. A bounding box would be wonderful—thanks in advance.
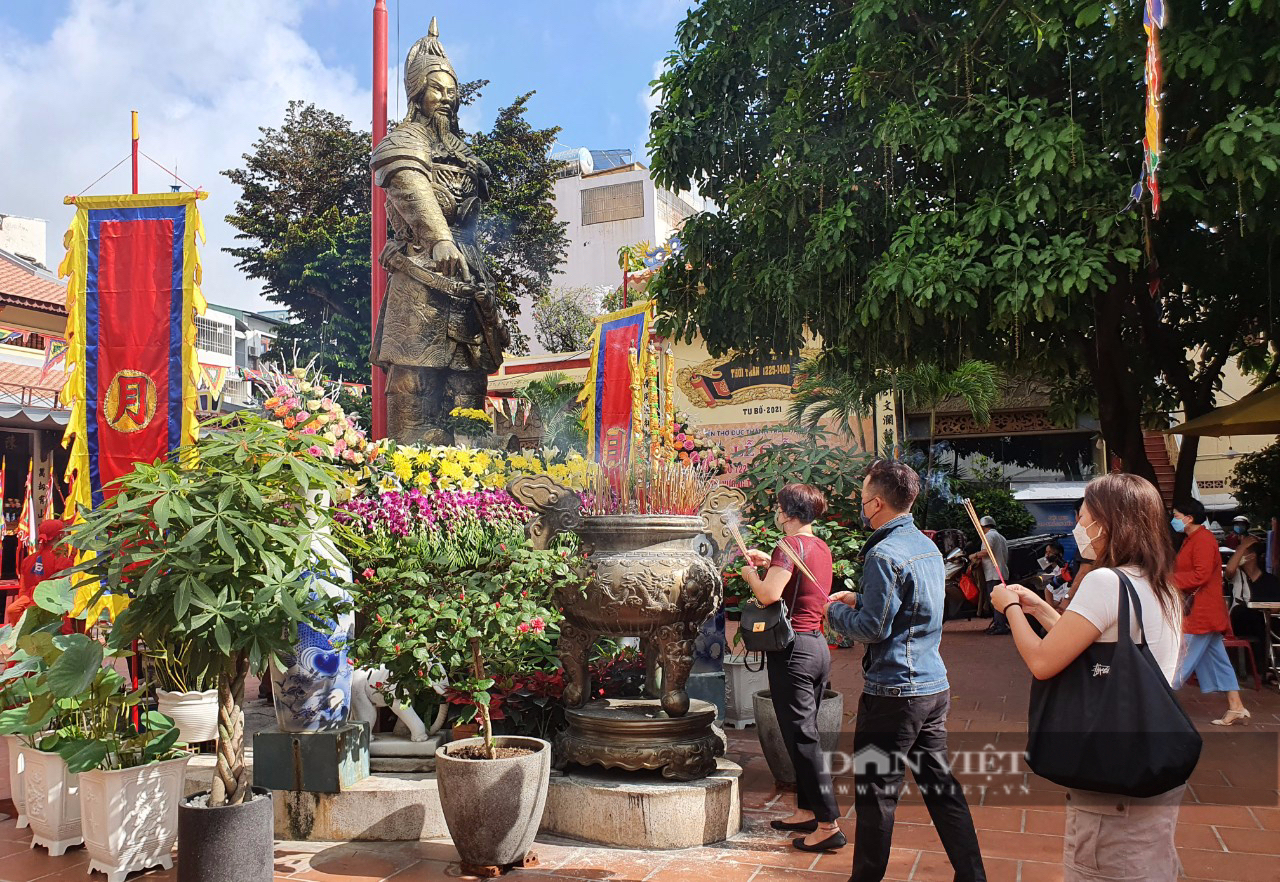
[580,301,651,465]
[58,192,207,514]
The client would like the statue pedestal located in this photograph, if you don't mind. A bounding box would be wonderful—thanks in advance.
[368,734,444,773]
[252,722,369,793]
[542,758,742,848]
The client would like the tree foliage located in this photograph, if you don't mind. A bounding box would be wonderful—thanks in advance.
[223,88,568,373]
[1231,442,1280,521]
[533,286,598,353]
[648,0,1280,497]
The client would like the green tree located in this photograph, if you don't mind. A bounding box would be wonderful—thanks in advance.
[648,0,1280,499]
[223,102,371,381]
[898,360,1003,494]
[471,92,571,356]
[533,286,598,353]
[223,89,568,370]
[1231,442,1280,521]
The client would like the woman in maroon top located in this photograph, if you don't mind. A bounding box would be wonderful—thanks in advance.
[740,483,842,852]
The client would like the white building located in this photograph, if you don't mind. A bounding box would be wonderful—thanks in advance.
[549,149,704,295]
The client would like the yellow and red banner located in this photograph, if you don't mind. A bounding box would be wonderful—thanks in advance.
[58,192,207,515]
[580,301,651,465]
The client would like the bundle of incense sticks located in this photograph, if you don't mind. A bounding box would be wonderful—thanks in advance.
[585,460,714,516]
[962,497,1005,582]
[775,537,819,586]
[725,517,752,561]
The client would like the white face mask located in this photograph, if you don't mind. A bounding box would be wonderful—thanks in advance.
[1073,521,1099,560]
[1037,556,1050,570]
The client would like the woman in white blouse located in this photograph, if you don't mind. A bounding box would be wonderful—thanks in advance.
[992,473,1184,882]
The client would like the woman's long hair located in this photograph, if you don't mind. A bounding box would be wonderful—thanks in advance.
[1083,473,1182,626]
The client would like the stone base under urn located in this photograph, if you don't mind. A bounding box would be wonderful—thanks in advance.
[555,698,725,781]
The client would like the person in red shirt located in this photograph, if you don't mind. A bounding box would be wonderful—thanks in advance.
[1172,499,1249,725]
[6,520,76,628]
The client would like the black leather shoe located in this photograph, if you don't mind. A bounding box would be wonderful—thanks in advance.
[987,625,1011,635]
[793,830,847,852]
[770,818,819,832]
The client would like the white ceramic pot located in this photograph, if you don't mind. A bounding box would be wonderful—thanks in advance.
[723,655,769,729]
[80,755,191,882]
[157,689,219,744]
[21,747,82,855]
[4,735,28,828]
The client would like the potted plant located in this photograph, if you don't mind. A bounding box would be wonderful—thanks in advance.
[447,406,495,446]
[0,635,52,829]
[149,640,219,744]
[69,415,348,882]
[430,554,565,871]
[0,579,188,875]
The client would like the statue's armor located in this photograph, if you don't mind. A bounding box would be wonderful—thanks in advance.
[371,121,505,374]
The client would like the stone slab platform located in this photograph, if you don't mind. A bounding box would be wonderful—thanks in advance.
[541,757,742,849]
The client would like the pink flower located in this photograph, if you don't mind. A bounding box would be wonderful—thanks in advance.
[308,445,323,456]
[362,568,375,580]
[517,622,531,634]
[683,439,695,450]
[530,617,546,634]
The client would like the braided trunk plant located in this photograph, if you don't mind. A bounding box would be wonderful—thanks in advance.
[69,415,348,806]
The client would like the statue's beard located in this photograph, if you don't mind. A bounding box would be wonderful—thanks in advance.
[429,108,456,141]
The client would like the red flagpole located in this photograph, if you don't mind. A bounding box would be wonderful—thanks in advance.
[371,1,389,439]
[131,111,139,194]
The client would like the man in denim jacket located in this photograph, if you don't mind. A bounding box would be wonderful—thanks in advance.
[827,460,986,882]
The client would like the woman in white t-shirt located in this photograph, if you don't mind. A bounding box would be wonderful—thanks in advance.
[992,473,1185,882]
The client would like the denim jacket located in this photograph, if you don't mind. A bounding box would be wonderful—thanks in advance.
[827,514,949,697]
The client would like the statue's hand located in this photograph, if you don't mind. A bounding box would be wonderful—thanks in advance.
[431,239,471,282]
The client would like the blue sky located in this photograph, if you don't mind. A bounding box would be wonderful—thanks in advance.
[0,0,691,309]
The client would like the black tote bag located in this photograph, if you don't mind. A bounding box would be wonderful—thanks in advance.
[1026,569,1202,797]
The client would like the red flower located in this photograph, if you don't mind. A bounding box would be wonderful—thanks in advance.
[517,622,531,634]
[362,568,375,580]
[530,617,546,634]
[375,613,384,624]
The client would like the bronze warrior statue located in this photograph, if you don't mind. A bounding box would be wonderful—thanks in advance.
[372,17,509,444]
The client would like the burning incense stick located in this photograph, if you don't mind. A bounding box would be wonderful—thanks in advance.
[962,497,1005,582]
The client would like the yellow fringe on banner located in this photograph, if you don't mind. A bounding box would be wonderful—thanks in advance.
[57,192,208,623]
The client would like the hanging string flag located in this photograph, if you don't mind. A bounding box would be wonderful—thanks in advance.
[41,336,69,381]
[1138,0,1167,214]
[198,363,229,400]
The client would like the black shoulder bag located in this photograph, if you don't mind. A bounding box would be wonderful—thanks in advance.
[738,539,802,669]
[1026,569,1202,797]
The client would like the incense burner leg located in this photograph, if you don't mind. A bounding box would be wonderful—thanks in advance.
[655,621,698,717]
[559,622,595,708]
[643,639,661,698]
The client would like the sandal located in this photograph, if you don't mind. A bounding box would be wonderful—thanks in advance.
[1212,708,1251,726]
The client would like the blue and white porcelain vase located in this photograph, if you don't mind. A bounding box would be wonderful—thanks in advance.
[270,491,355,732]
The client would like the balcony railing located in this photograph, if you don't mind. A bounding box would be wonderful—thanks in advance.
[0,381,65,410]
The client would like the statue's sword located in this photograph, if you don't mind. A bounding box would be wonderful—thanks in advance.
[386,251,505,366]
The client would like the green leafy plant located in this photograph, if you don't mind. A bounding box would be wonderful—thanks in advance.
[146,640,217,694]
[738,432,873,525]
[68,415,349,806]
[1231,442,1280,522]
[0,578,181,773]
[352,543,576,759]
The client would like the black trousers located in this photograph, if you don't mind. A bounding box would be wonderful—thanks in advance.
[850,691,985,882]
[983,579,1008,628]
[766,632,839,822]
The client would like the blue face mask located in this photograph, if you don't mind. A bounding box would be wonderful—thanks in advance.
[1171,516,1186,533]
[1235,525,1247,534]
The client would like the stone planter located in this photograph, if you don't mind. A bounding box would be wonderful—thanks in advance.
[435,736,550,869]
[5,735,28,828]
[178,787,274,882]
[752,689,844,786]
[157,689,219,744]
[723,655,769,729]
[21,747,82,855]
[81,755,191,882]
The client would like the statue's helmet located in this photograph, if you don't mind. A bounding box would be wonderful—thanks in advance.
[404,17,457,106]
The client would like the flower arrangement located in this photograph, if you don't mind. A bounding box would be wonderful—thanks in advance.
[672,412,732,476]
[447,406,495,438]
[373,443,593,494]
[254,360,374,468]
